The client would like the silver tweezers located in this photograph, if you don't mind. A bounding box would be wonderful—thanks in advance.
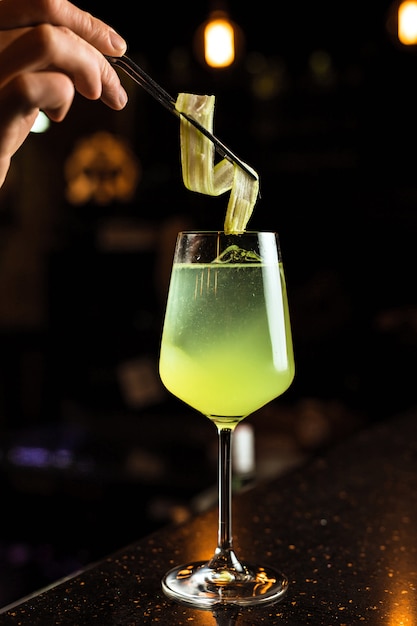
[106,54,257,180]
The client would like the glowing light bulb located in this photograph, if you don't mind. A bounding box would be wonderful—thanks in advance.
[204,12,235,68]
[398,0,417,44]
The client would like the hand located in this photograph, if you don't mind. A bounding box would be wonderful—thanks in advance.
[0,0,128,187]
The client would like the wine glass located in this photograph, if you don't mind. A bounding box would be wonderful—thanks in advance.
[159,231,295,608]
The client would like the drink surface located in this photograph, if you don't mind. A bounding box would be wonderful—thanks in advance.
[159,262,295,423]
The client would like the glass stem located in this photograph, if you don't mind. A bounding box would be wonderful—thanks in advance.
[218,427,233,551]
[207,425,247,574]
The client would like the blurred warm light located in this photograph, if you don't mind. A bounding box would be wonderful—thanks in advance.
[194,9,244,69]
[387,573,417,626]
[64,131,141,206]
[204,11,235,67]
[398,0,417,44]
[245,53,287,100]
[308,49,336,85]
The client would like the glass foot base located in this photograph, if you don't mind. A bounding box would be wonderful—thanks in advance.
[162,560,289,608]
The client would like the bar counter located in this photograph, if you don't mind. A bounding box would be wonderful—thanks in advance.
[1,408,416,625]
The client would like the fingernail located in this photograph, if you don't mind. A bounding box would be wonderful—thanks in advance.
[119,87,128,107]
[110,29,127,53]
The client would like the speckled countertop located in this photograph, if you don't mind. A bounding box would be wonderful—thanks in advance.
[1,409,416,625]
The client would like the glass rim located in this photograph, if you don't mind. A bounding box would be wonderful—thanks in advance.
[176,230,278,235]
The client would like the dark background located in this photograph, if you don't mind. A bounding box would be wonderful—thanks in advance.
[0,0,416,609]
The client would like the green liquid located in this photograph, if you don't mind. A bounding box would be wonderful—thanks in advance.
[159,262,295,424]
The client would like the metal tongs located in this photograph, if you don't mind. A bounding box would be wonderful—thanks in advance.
[106,54,257,180]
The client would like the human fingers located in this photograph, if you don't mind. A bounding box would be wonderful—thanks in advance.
[0,0,127,56]
[0,25,128,110]
[0,71,75,186]
[4,70,76,120]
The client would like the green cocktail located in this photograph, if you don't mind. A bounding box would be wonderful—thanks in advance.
[160,262,294,424]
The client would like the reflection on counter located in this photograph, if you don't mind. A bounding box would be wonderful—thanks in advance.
[0,392,366,608]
